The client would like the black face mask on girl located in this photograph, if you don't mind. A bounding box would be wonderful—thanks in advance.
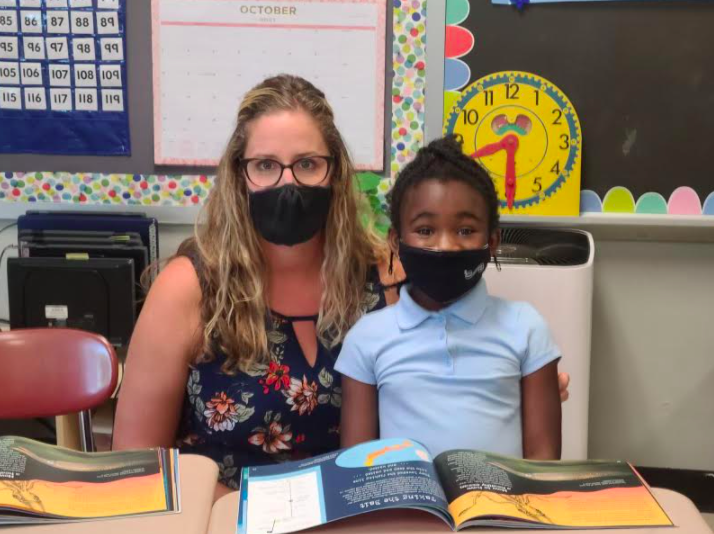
[249,184,332,246]
[398,243,491,304]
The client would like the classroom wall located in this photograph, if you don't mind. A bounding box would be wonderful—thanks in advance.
[0,217,712,470]
[588,239,714,469]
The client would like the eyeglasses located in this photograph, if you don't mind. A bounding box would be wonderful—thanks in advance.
[239,156,334,188]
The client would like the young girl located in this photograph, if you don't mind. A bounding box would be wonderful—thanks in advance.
[336,136,562,460]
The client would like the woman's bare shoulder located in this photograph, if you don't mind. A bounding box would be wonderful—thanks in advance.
[135,255,203,364]
[147,255,203,308]
[154,256,201,298]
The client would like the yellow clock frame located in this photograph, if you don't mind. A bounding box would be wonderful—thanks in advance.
[444,71,582,216]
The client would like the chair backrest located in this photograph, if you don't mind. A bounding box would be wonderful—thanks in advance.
[0,328,118,418]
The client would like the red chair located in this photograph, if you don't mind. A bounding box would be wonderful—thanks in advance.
[0,328,118,452]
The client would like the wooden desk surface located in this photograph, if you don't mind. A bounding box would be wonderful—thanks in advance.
[208,488,713,534]
[12,454,218,534]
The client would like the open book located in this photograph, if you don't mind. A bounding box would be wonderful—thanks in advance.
[0,436,180,525]
[237,438,672,533]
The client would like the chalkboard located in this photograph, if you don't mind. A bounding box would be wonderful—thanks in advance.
[451,1,714,201]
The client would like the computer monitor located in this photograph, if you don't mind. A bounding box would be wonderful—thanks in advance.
[17,229,149,313]
[20,240,148,301]
[8,258,136,347]
[18,211,159,282]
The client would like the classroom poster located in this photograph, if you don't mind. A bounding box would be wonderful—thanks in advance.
[152,0,386,170]
[0,0,130,156]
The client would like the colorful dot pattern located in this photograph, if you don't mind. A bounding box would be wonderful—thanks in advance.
[0,172,213,206]
[390,0,427,179]
[1,1,427,210]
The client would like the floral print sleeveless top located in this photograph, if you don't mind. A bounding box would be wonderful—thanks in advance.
[176,270,386,489]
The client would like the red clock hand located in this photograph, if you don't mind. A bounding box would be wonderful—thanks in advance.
[503,134,519,210]
[472,134,519,210]
[472,139,507,159]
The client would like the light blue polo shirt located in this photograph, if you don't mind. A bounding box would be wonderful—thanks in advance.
[335,281,560,458]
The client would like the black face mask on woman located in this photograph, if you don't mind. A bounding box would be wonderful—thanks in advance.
[398,243,491,304]
[249,184,332,246]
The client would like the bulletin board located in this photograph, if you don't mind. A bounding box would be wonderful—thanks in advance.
[0,0,129,156]
[439,0,714,216]
[0,0,427,222]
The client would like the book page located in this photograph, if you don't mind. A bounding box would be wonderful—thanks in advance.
[239,438,451,534]
[245,468,324,534]
[0,436,178,521]
[433,449,672,529]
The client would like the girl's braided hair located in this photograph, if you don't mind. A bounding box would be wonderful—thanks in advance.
[387,135,500,236]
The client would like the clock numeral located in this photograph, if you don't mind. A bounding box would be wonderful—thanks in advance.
[532,177,543,193]
[454,133,464,145]
[550,161,560,175]
[505,83,519,100]
[483,90,494,107]
[559,134,570,150]
[534,89,539,106]
[461,109,479,125]
[552,109,563,125]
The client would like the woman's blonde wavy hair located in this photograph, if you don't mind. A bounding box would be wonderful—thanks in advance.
[177,74,385,374]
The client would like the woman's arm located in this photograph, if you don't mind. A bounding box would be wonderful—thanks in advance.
[521,360,562,460]
[558,372,570,402]
[340,376,379,448]
[112,257,202,450]
[377,254,406,306]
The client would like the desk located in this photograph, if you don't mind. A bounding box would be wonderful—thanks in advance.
[208,488,713,534]
[16,454,217,534]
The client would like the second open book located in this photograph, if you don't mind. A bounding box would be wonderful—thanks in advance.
[237,438,672,533]
[0,436,180,525]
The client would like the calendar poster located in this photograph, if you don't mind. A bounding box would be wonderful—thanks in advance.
[152,0,386,170]
[0,0,129,156]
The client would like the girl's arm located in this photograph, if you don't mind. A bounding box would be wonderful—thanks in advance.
[521,360,562,459]
[340,376,378,448]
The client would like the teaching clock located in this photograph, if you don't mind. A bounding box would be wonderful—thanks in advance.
[444,71,582,216]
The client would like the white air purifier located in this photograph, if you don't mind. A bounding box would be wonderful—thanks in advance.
[484,226,594,460]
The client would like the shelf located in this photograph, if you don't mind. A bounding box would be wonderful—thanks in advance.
[501,213,714,243]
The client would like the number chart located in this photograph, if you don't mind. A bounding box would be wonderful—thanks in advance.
[0,0,129,156]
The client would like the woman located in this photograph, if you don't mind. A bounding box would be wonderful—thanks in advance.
[112,74,569,499]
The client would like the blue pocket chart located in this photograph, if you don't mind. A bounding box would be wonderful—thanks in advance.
[0,0,129,156]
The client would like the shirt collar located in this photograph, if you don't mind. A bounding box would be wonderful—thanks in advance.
[445,280,490,325]
[396,281,490,330]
